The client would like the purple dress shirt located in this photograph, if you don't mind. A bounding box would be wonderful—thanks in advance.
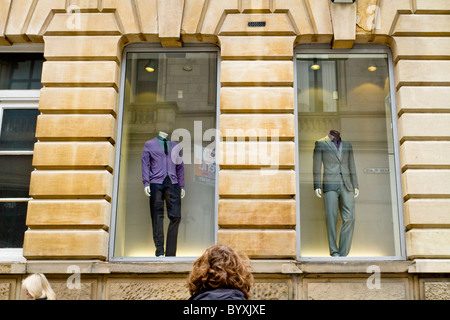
[141,137,185,188]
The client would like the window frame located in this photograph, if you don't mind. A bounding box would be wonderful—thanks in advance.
[293,44,407,261]
[0,44,43,262]
[109,44,221,262]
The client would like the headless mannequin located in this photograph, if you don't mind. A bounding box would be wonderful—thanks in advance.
[315,130,359,199]
[144,131,185,199]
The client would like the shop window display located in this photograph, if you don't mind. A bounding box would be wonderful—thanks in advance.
[112,51,218,259]
[296,52,403,258]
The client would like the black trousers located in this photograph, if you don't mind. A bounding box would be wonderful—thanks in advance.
[149,176,181,256]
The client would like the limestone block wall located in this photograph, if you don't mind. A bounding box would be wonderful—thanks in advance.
[389,2,450,262]
[0,0,448,270]
[4,260,450,300]
[217,13,297,258]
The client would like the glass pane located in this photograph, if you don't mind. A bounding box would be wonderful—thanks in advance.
[297,53,401,258]
[0,156,34,198]
[0,109,39,151]
[0,53,45,90]
[114,51,218,258]
[0,202,28,248]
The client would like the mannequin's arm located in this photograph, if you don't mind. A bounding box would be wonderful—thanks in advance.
[315,188,359,198]
[145,187,185,198]
[315,188,322,198]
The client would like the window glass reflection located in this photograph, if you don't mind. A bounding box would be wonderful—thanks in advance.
[0,155,33,248]
[0,109,40,151]
[0,156,34,198]
[0,201,28,248]
[297,53,402,258]
[0,53,45,90]
[114,51,218,258]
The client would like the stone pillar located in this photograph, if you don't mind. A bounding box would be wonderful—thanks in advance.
[390,1,450,260]
[216,2,297,258]
[23,6,123,260]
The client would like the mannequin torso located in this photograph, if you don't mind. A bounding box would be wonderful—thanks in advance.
[143,131,185,198]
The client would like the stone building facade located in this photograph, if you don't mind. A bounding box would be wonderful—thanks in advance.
[0,0,449,300]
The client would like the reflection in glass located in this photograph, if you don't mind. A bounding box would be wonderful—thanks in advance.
[0,156,34,198]
[114,51,217,258]
[0,109,40,151]
[297,53,401,258]
[0,155,33,248]
[0,201,28,248]
[0,53,44,90]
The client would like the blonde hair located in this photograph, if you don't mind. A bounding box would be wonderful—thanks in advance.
[22,274,57,300]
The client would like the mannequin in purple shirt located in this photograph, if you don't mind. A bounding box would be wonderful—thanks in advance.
[142,131,186,199]
[141,131,185,257]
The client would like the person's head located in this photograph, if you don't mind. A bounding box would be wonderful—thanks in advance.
[22,273,56,300]
[187,244,254,299]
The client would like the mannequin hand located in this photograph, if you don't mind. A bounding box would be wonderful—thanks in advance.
[181,188,185,199]
[315,188,322,198]
[144,186,151,197]
[354,188,359,198]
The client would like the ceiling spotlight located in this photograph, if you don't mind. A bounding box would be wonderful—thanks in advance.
[368,61,377,72]
[331,0,355,3]
[145,59,156,72]
[183,64,193,72]
[311,59,321,71]
[183,59,193,72]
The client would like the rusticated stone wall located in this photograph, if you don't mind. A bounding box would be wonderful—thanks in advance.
[1,260,449,300]
[0,0,444,263]
[0,0,449,300]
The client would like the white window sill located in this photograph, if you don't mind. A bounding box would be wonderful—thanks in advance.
[0,249,26,263]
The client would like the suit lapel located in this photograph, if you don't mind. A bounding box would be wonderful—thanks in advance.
[324,137,341,162]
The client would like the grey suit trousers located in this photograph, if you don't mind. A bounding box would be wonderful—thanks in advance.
[323,185,355,257]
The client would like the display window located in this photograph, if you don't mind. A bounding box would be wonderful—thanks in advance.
[295,48,405,258]
[112,48,218,259]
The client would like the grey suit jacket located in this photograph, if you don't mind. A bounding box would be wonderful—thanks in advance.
[313,136,358,192]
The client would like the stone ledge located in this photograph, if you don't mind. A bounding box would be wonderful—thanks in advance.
[0,259,422,275]
[408,259,450,273]
[21,260,293,275]
[0,263,26,274]
[296,260,414,274]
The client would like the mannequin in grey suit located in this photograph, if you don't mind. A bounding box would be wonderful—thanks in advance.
[313,130,359,257]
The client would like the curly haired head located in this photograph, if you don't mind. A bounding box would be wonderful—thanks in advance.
[187,245,254,299]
